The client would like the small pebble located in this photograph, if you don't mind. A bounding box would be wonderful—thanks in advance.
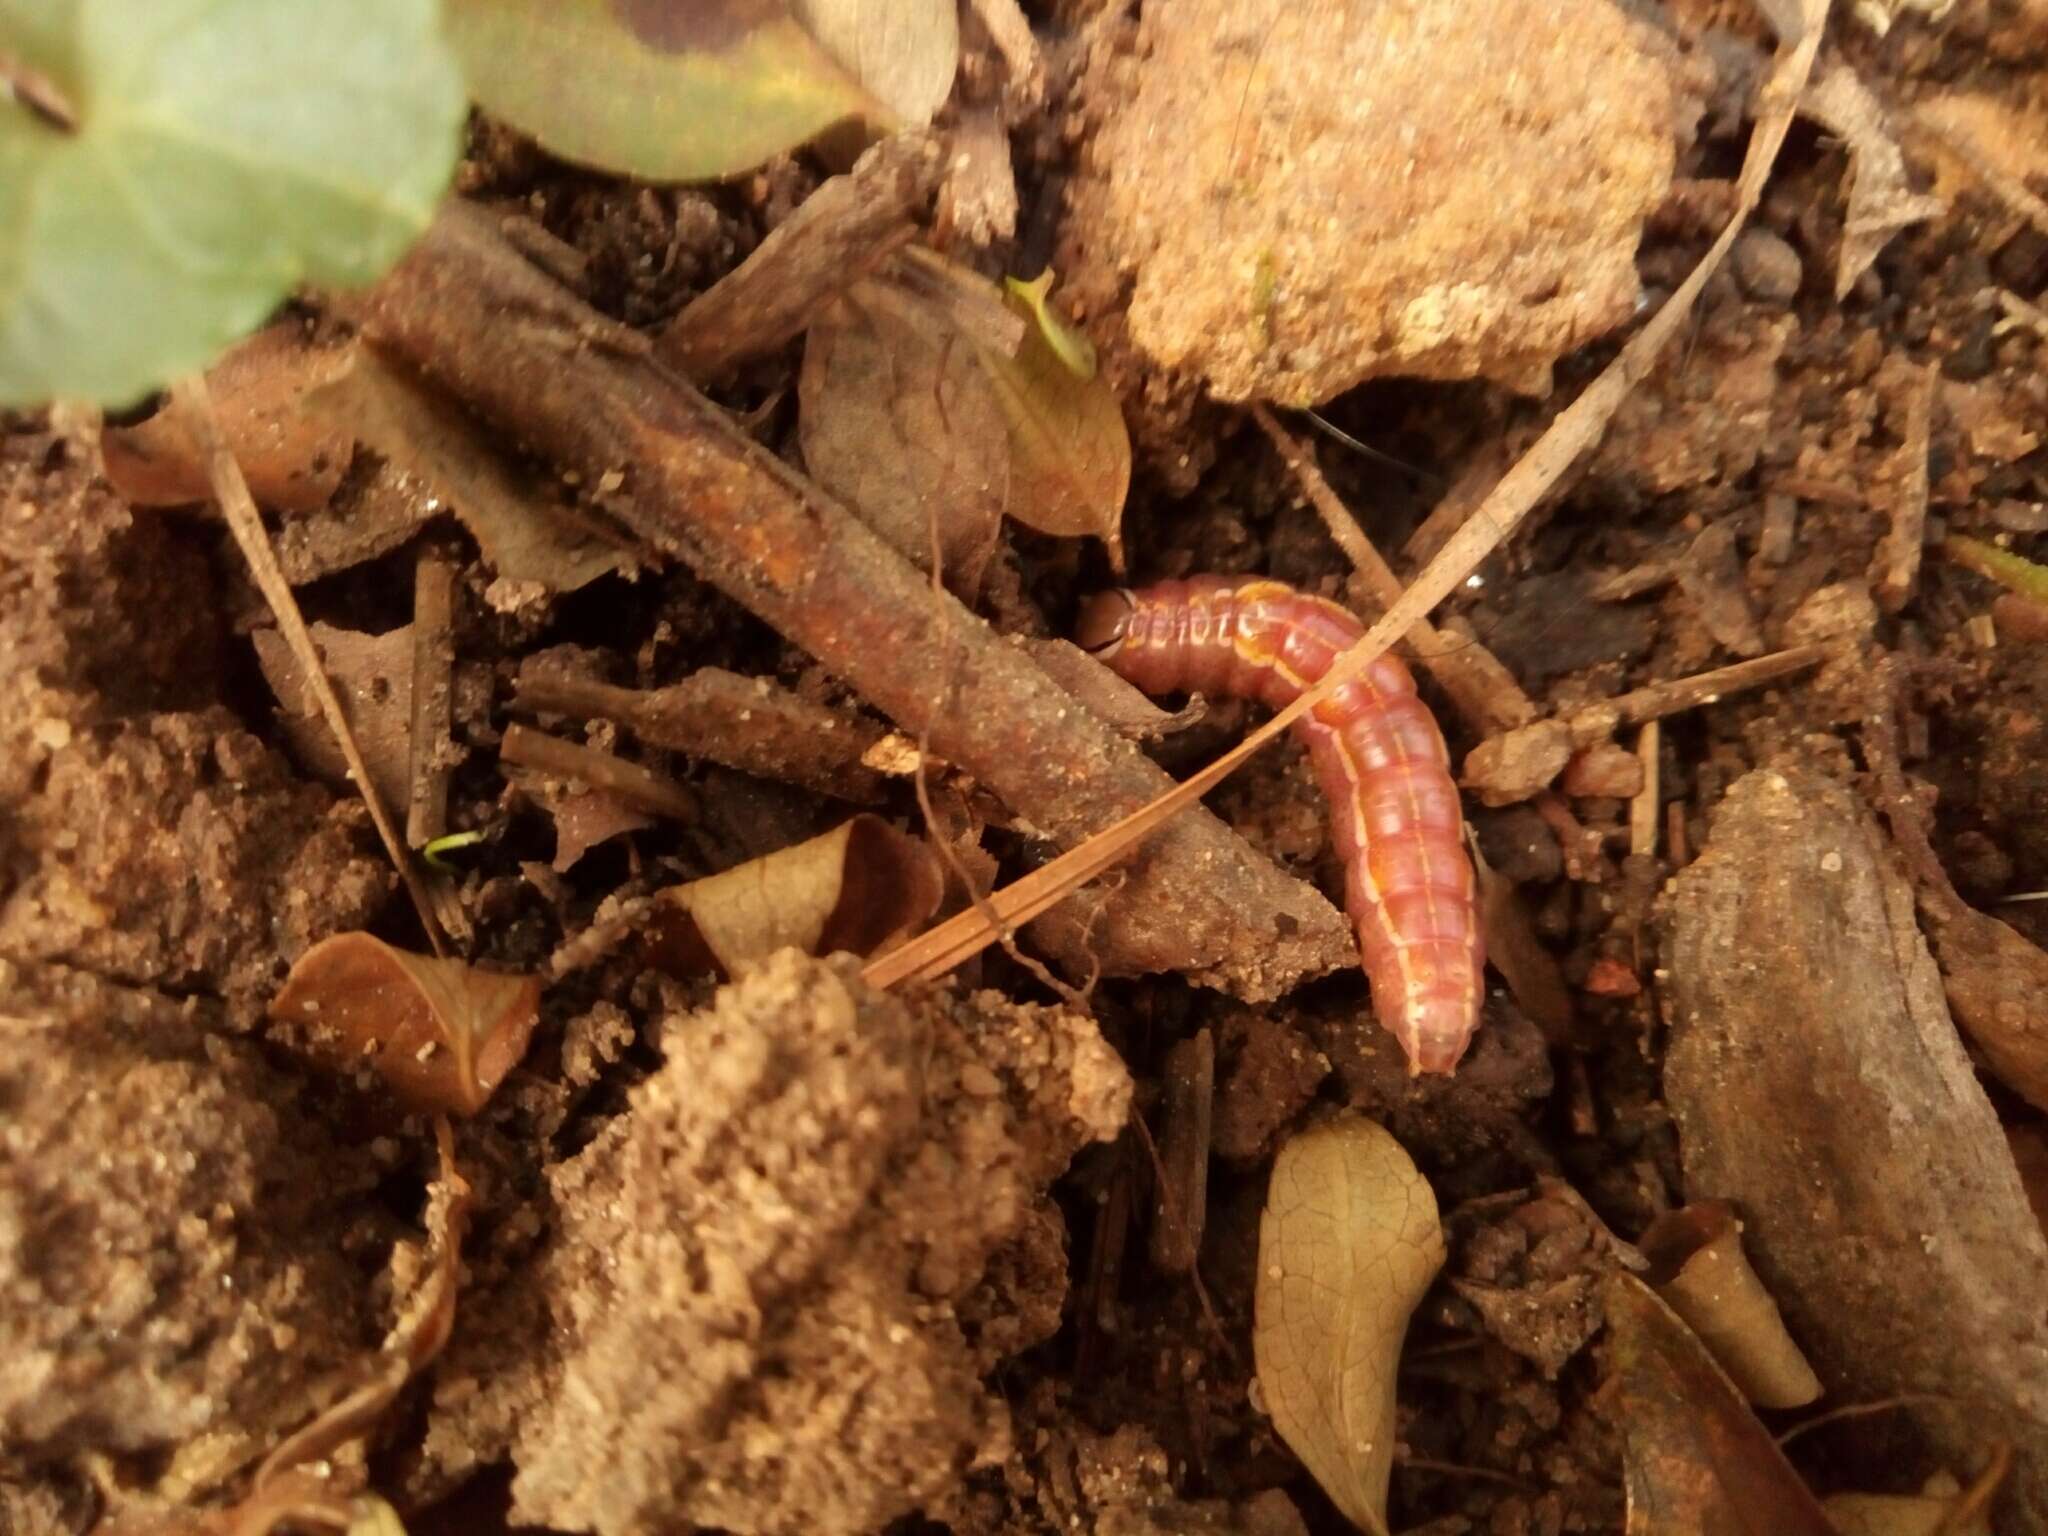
[1731,228,1803,304]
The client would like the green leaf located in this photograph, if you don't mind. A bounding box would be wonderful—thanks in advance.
[0,0,464,409]
[445,0,955,183]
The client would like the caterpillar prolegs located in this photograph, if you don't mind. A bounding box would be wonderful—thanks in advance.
[1076,576,1484,1074]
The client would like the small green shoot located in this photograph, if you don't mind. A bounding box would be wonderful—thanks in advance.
[1943,535,2048,608]
[1004,271,1098,380]
[422,830,486,874]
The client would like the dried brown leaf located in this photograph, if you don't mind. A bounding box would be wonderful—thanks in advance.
[791,0,958,128]
[1800,64,1945,298]
[268,935,540,1116]
[1254,1116,1445,1536]
[1639,1202,1821,1410]
[979,274,1130,571]
[799,281,1007,597]
[1924,904,2048,1113]
[645,814,944,979]
[1601,1272,1835,1536]
[251,621,414,817]
[104,325,352,513]
[303,345,633,592]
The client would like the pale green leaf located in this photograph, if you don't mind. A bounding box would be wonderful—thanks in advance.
[445,0,888,183]
[0,0,465,408]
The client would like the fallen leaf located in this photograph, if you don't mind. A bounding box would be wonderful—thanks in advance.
[549,792,655,873]
[0,0,464,408]
[102,325,353,513]
[269,935,541,1116]
[445,0,954,183]
[1799,64,1945,299]
[981,270,1131,572]
[791,0,958,127]
[1600,1272,1835,1536]
[800,280,1008,597]
[1639,1201,1821,1410]
[303,346,633,592]
[251,621,414,817]
[644,814,945,978]
[1254,1116,1445,1536]
[1825,1487,1992,1536]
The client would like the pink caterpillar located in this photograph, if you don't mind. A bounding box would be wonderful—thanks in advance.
[1076,576,1483,1074]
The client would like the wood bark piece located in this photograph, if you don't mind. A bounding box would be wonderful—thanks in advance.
[360,204,1353,1000]
[512,663,887,804]
[659,130,941,382]
[1661,766,2048,1534]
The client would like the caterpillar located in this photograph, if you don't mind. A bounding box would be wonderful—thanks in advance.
[1076,576,1483,1074]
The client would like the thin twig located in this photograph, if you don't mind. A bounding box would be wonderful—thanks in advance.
[1251,403,1536,733]
[1774,1391,1964,1448]
[1874,362,1937,612]
[499,723,697,821]
[1630,720,1661,859]
[171,374,447,957]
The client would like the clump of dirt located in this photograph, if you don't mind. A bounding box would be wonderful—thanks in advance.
[1067,0,1689,404]
[0,963,377,1471]
[415,952,1129,1536]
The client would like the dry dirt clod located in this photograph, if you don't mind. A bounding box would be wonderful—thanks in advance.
[1661,766,2048,1532]
[481,952,1129,1536]
[1073,0,1682,401]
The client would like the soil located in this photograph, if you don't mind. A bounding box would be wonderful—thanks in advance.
[6,2,2048,1535]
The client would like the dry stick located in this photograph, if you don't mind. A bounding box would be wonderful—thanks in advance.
[170,374,448,959]
[659,129,939,380]
[499,723,698,822]
[866,0,1828,989]
[1875,362,1937,612]
[357,204,1352,1000]
[1250,403,1537,733]
[1630,720,1662,859]
[1568,643,1833,735]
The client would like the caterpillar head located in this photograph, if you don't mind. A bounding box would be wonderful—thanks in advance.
[1075,589,1137,658]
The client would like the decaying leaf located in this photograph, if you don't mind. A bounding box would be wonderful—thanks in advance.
[1639,1202,1821,1410]
[444,0,955,183]
[1923,901,2048,1114]
[790,0,959,128]
[981,269,1130,572]
[1799,64,1945,299]
[1600,1272,1835,1536]
[644,814,945,979]
[303,346,633,592]
[251,621,415,817]
[1254,1116,1445,1536]
[800,280,1008,597]
[268,935,541,1116]
[102,325,353,513]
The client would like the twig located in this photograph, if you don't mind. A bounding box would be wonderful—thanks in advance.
[170,374,447,957]
[499,723,697,822]
[406,552,458,850]
[511,665,887,803]
[1774,1391,1965,1448]
[1874,362,1937,612]
[1251,403,1536,733]
[1936,1443,2012,1536]
[659,131,940,380]
[1630,721,1661,858]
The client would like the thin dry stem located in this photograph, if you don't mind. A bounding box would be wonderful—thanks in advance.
[1250,403,1537,733]
[171,374,447,957]
[1875,363,1936,612]
[1630,720,1662,858]
[499,723,698,822]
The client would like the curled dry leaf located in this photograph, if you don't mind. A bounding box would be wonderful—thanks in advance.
[268,934,541,1116]
[800,280,1008,598]
[251,621,415,817]
[303,346,632,592]
[1799,64,1945,299]
[982,268,1131,572]
[102,325,353,513]
[1600,1272,1835,1536]
[1254,1116,1445,1536]
[1639,1201,1821,1410]
[445,0,955,183]
[644,814,944,979]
